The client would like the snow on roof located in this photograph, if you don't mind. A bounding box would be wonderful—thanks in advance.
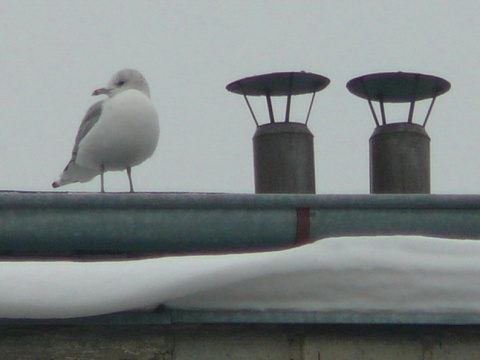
[2,235,480,320]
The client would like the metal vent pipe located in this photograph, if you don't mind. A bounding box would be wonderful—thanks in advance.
[347,72,450,194]
[370,123,430,193]
[253,123,315,194]
[227,72,329,194]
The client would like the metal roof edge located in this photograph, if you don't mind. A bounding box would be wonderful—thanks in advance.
[2,192,480,259]
[3,309,480,326]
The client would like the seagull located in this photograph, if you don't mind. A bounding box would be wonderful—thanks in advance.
[52,69,160,192]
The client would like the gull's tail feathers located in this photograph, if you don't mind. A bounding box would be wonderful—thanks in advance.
[52,161,100,188]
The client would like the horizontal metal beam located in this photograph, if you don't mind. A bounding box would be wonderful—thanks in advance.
[2,192,480,259]
[3,308,480,326]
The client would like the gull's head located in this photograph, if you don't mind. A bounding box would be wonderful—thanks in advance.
[92,69,151,98]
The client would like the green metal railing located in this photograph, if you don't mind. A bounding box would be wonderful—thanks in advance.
[2,192,480,259]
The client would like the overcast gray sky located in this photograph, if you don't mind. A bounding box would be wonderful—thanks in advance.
[1,1,479,194]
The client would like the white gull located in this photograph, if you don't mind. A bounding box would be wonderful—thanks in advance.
[52,69,160,192]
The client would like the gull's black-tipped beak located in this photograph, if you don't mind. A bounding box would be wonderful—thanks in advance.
[92,87,111,96]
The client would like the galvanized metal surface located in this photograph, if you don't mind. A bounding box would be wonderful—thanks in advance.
[3,308,480,326]
[2,192,480,259]
[369,123,430,194]
[253,123,315,194]
[346,72,450,103]
[0,192,297,258]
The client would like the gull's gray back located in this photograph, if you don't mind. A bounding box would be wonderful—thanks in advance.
[70,100,104,164]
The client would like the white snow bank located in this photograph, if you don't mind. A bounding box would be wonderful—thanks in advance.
[2,236,480,319]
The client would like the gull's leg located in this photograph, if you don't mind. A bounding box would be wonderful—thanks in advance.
[127,167,134,193]
[100,165,105,193]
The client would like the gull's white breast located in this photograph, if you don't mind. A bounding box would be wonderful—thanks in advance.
[75,89,160,171]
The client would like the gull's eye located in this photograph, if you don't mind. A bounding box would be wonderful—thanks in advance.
[116,80,126,87]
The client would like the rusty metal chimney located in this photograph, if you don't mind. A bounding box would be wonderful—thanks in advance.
[227,72,330,194]
[347,72,450,194]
